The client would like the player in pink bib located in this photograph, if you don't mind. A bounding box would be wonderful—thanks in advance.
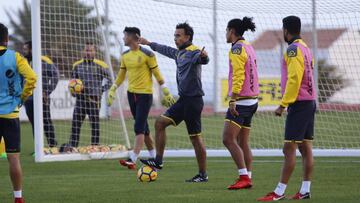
[223,17,259,190]
[258,16,316,202]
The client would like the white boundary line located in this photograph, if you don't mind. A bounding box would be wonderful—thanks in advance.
[37,149,360,162]
[140,149,360,158]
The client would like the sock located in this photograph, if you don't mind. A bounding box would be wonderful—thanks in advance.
[155,155,163,164]
[274,182,287,196]
[199,171,207,177]
[129,151,138,163]
[300,181,311,194]
[14,190,22,198]
[148,149,156,158]
[238,168,248,176]
[248,171,252,179]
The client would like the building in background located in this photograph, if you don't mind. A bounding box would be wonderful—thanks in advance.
[252,28,360,104]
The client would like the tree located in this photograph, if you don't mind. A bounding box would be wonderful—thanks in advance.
[7,0,118,77]
[6,0,31,51]
[318,59,348,103]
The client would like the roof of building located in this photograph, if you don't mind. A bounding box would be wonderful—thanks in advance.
[252,28,347,50]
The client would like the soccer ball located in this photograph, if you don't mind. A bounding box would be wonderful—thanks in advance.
[98,145,111,152]
[110,144,127,152]
[137,166,157,182]
[59,143,78,153]
[43,147,59,155]
[68,79,84,94]
[77,146,88,154]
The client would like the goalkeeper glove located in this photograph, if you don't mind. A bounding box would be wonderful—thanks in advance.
[107,84,117,106]
[161,87,175,107]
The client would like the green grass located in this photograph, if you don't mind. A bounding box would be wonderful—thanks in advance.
[35,110,360,151]
[1,156,360,202]
[1,122,360,202]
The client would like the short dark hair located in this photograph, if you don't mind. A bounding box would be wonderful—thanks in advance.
[0,23,9,44]
[282,16,301,35]
[176,22,194,42]
[227,17,256,36]
[123,27,141,36]
[24,40,32,49]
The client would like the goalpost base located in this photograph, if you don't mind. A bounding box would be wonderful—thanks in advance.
[38,151,129,162]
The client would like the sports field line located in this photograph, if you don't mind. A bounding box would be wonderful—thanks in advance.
[165,159,360,163]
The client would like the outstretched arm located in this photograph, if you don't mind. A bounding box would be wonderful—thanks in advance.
[138,35,177,59]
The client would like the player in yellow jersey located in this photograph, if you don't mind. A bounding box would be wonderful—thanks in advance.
[258,16,316,202]
[107,27,175,169]
[0,23,37,203]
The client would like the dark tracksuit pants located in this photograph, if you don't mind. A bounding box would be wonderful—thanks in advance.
[127,91,152,135]
[24,97,57,147]
[70,95,100,147]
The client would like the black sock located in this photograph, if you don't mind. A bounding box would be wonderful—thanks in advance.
[199,171,207,177]
[155,155,163,164]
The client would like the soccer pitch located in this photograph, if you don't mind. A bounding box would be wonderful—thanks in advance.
[21,110,360,151]
[1,121,360,202]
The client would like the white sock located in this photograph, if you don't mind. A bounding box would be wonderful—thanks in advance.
[238,168,248,176]
[248,171,252,179]
[148,149,156,158]
[129,151,138,163]
[274,182,287,196]
[300,181,311,194]
[14,190,22,198]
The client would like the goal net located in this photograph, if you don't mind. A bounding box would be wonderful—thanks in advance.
[32,0,360,162]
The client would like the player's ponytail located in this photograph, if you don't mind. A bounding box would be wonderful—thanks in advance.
[227,17,256,37]
[241,17,256,33]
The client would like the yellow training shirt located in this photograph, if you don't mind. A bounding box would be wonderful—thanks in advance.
[114,46,164,94]
[281,39,307,107]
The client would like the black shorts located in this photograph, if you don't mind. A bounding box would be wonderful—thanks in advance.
[162,96,204,136]
[127,91,153,136]
[0,118,21,153]
[285,100,316,142]
[225,103,258,129]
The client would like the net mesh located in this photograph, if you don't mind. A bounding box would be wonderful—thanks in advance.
[34,0,360,159]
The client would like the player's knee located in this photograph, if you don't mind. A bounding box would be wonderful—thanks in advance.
[7,153,20,164]
[298,143,312,157]
[222,138,229,147]
[282,144,296,156]
[222,136,235,147]
[298,145,305,154]
[190,136,205,149]
[155,118,167,130]
[238,140,248,149]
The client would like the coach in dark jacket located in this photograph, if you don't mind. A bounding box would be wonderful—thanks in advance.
[138,22,210,182]
[23,41,59,147]
[68,42,112,147]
